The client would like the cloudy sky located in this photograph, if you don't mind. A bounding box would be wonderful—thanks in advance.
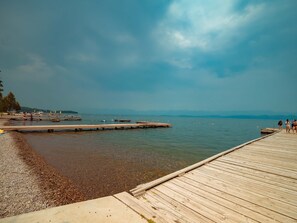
[0,0,296,114]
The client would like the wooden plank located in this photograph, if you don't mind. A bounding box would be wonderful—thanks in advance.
[226,153,297,171]
[184,172,297,219]
[154,184,239,223]
[162,182,257,223]
[257,136,297,143]
[176,176,296,223]
[210,161,297,191]
[240,145,297,157]
[231,149,297,164]
[147,189,214,223]
[264,139,297,145]
[242,145,297,156]
[139,193,193,223]
[171,178,285,223]
[214,159,297,185]
[257,142,297,149]
[114,192,170,223]
[193,166,297,206]
[218,156,297,179]
[248,146,297,155]
[264,137,297,142]
[242,143,297,153]
[236,149,297,163]
[254,141,296,149]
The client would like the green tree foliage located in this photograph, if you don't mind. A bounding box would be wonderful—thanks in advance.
[0,80,3,111]
[0,80,3,99]
[0,79,21,112]
[2,92,21,112]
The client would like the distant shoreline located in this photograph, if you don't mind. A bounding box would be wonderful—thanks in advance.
[0,119,85,218]
[20,106,78,114]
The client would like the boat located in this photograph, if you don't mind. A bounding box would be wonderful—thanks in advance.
[51,118,61,122]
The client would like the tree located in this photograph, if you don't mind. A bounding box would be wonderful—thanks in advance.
[0,69,3,99]
[0,80,3,99]
[15,102,21,111]
[0,80,3,112]
[0,75,21,112]
[2,92,21,112]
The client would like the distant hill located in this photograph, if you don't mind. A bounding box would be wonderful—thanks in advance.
[20,106,78,114]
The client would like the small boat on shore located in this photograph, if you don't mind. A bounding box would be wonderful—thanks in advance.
[51,118,61,122]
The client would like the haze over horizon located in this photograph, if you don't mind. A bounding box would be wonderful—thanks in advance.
[1,0,297,114]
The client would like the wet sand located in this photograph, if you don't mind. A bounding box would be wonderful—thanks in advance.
[0,119,85,218]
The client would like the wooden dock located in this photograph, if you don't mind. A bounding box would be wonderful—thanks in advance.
[0,122,171,132]
[1,130,297,222]
[121,130,297,223]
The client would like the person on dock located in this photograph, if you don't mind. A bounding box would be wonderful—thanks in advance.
[285,119,290,133]
[278,120,283,129]
[293,119,297,133]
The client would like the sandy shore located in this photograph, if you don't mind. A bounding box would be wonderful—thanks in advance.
[0,119,85,219]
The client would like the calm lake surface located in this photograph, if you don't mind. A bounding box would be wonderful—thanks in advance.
[16,115,278,199]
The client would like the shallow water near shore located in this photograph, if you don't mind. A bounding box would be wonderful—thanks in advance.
[14,115,278,199]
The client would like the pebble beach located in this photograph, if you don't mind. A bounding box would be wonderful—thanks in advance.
[0,119,85,219]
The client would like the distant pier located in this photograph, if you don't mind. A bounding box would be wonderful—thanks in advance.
[0,122,171,133]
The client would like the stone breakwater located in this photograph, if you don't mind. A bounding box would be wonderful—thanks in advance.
[0,120,85,218]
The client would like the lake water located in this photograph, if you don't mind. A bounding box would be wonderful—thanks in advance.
[15,115,278,199]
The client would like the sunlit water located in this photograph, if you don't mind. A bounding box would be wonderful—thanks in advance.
[13,115,278,199]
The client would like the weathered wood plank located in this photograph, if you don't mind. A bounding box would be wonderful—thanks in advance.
[139,193,192,223]
[154,184,239,223]
[239,145,297,158]
[210,161,297,191]
[218,156,297,179]
[253,141,297,150]
[114,192,170,223]
[171,178,285,223]
[147,189,214,223]
[162,182,257,223]
[226,152,297,171]
[184,171,297,219]
[247,146,297,154]
[194,166,297,206]
[176,177,295,223]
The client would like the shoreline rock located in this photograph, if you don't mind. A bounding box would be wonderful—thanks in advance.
[0,119,86,218]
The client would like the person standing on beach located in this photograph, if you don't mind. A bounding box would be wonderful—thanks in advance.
[285,119,290,133]
[278,120,283,129]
